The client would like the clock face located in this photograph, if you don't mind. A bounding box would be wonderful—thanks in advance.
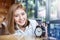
[35,27,43,37]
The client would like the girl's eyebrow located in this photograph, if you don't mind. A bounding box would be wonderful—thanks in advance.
[14,14,19,16]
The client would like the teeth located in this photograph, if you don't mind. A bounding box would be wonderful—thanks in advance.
[19,21,24,23]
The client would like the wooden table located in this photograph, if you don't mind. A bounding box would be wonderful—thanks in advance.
[0,35,48,40]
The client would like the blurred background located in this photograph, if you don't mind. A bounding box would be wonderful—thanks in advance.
[0,0,60,39]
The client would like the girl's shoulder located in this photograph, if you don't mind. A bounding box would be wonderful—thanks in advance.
[28,19,38,29]
[28,19,38,25]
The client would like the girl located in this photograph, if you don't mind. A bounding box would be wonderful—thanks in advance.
[6,3,38,36]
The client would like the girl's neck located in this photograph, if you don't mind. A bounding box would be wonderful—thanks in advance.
[20,27,26,32]
[18,25,26,32]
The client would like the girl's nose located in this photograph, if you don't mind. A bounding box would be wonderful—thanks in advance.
[19,15,23,20]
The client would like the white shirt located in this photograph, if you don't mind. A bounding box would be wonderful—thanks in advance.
[14,19,38,36]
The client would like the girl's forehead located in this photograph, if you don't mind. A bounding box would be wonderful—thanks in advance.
[14,8,25,14]
[16,8,25,12]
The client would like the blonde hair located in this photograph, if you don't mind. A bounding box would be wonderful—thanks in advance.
[7,3,26,34]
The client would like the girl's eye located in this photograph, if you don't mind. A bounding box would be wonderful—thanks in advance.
[21,13,25,15]
[14,15,19,17]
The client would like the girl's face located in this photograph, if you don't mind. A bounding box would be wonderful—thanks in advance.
[14,8,27,26]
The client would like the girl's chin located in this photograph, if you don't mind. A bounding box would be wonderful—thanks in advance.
[18,23,25,26]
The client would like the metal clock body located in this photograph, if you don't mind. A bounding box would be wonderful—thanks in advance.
[34,25,45,37]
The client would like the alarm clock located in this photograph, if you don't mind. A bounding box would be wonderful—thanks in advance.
[34,25,45,37]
